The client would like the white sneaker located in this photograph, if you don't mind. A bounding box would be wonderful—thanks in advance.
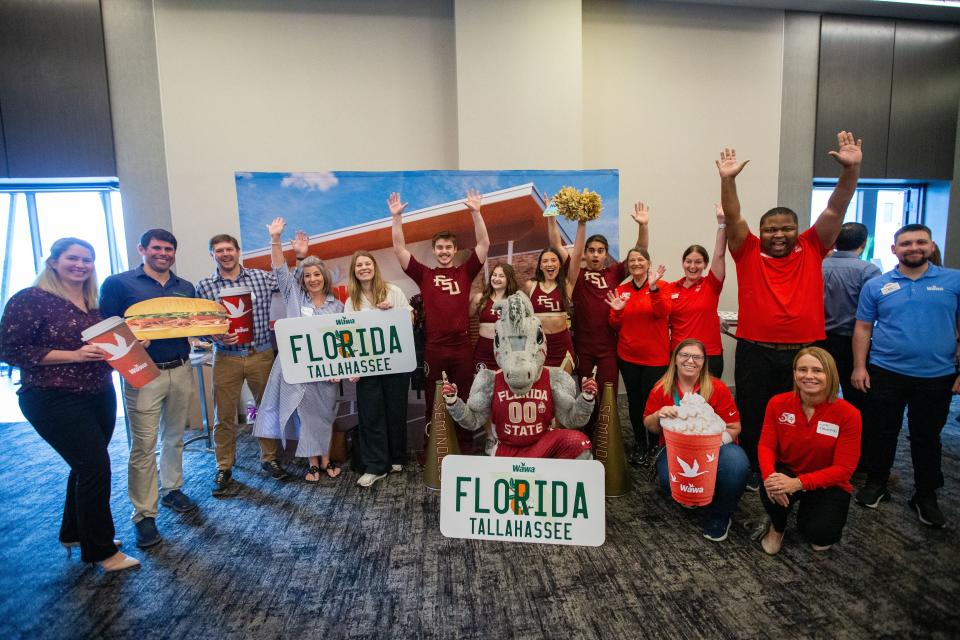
[357,472,387,488]
[390,464,403,473]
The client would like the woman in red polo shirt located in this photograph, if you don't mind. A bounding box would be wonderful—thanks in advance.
[643,339,750,541]
[606,248,671,464]
[669,204,727,378]
[758,347,861,554]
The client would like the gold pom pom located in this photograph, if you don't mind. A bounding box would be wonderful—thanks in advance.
[551,186,603,222]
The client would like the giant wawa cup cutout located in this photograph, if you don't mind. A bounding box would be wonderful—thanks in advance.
[81,316,161,388]
[218,286,254,344]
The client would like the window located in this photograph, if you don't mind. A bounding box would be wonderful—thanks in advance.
[811,182,926,272]
[0,182,129,422]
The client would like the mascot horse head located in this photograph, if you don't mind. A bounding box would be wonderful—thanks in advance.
[492,293,546,396]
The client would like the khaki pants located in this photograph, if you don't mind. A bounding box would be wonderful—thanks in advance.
[124,364,193,523]
[212,348,279,470]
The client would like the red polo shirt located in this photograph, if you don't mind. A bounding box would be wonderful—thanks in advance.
[731,227,830,344]
[758,392,861,493]
[669,271,723,355]
[608,280,672,366]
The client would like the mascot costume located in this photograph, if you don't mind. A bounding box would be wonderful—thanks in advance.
[441,293,597,459]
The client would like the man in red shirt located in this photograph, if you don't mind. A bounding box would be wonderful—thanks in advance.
[391,189,490,453]
[717,131,863,489]
[553,202,649,457]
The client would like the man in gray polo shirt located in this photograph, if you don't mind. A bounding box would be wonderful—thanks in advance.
[818,222,881,415]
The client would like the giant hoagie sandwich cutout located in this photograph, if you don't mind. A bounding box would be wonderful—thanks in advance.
[124,297,230,340]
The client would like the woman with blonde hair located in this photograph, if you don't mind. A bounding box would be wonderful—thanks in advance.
[643,339,749,542]
[0,238,139,571]
[758,347,861,555]
[254,219,344,482]
[344,250,413,488]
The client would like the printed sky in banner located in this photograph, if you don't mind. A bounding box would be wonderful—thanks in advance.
[234,170,621,258]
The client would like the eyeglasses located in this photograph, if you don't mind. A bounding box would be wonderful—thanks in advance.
[677,353,705,362]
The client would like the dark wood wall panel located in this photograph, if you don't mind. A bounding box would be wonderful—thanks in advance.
[815,15,895,179]
[0,0,116,178]
[886,22,960,180]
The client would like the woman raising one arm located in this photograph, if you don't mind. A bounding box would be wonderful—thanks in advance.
[668,204,728,378]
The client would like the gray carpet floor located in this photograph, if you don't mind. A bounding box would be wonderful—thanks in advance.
[1,398,959,640]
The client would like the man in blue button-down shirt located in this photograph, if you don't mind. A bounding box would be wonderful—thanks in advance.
[99,229,198,549]
[851,224,960,528]
[196,232,307,495]
[819,222,881,415]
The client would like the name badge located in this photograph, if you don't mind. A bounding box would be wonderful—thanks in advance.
[671,292,680,299]
[301,306,315,316]
[880,282,900,296]
[816,421,839,438]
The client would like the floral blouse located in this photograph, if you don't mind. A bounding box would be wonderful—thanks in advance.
[0,287,113,394]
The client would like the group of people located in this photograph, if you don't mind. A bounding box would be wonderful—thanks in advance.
[1,130,958,573]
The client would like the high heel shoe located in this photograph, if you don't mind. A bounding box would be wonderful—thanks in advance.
[62,539,123,559]
[96,551,140,572]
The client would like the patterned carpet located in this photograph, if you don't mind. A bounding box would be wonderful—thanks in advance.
[0,398,958,640]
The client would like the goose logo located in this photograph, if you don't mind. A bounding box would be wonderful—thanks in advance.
[584,272,608,289]
[674,456,709,478]
[779,412,796,425]
[222,298,251,319]
[98,334,136,362]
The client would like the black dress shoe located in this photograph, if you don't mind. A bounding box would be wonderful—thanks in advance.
[261,460,289,480]
[135,517,162,549]
[212,469,232,497]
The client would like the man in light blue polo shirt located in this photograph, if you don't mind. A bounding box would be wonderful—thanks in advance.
[851,223,960,527]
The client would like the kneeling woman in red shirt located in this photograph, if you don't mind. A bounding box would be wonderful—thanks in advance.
[758,347,861,554]
[643,339,750,542]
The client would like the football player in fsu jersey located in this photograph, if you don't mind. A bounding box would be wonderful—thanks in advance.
[443,293,598,460]
[390,189,490,454]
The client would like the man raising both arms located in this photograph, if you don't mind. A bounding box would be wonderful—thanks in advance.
[391,189,489,454]
[553,201,649,461]
[718,131,863,490]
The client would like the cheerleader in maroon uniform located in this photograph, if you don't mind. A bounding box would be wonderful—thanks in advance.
[524,246,575,370]
[470,264,518,372]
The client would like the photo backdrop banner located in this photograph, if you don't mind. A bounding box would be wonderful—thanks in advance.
[235,169,619,449]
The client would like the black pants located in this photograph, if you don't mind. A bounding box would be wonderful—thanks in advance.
[862,365,955,495]
[816,332,868,415]
[618,359,668,448]
[734,340,797,471]
[19,387,118,563]
[760,478,852,546]
[356,372,410,475]
[707,351,724,380]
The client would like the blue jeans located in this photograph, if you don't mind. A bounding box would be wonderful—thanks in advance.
[656,442,750,526]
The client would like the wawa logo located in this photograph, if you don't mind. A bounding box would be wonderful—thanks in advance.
[583,272,608,289]
[434,275,460,295]
[222,298,251,319]
[536,295,561,312]
[779,412,796,425]
[670,456,711,494]
[98,334,135,362]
